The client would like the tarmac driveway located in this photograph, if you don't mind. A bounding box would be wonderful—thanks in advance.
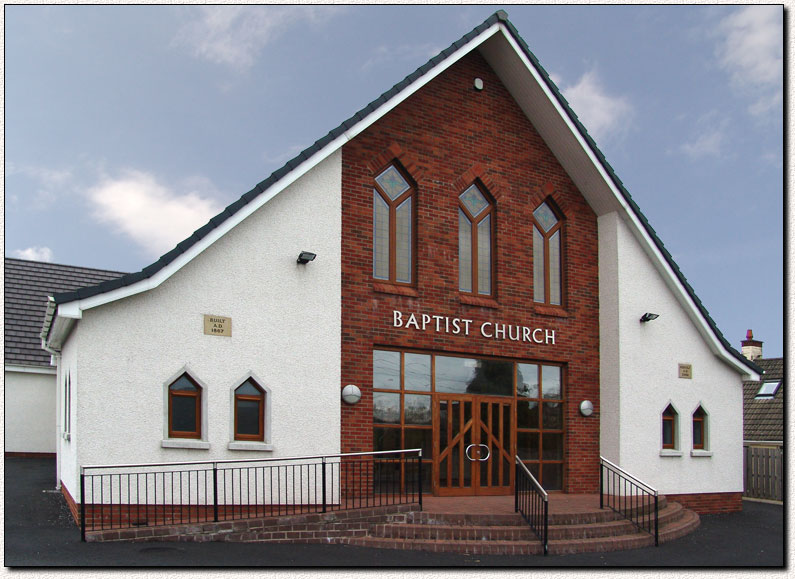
[3,457,784,567]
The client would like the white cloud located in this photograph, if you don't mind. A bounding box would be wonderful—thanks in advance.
[13,246,54,262]
[173,6,341,71]
[680,112,730,160]
[6,162,74,209]
[557,70,633,144]
[714,6,783,117]
[86,170,223,258]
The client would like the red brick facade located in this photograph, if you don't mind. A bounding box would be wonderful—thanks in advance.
[667,492,743,514]
[340,51,601,493]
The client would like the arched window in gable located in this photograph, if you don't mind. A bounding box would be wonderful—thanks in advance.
[662,404,678,450]
[692,406,707,450]
[532,200,563,306]
[373,164,414,284]
[168,373,202,439]
[459,183,494,296]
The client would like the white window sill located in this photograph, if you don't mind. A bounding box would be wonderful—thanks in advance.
[690,449,713,457]
[161,439,210,450]
[659,449,683,457]
[228,441,274,451]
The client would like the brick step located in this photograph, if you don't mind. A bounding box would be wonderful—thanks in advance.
[372,522,537,541]
[658,507,700,544]
[548,531,656,555]
[548,495,669,525]
[408,512,526,527]
[345,535,545,556]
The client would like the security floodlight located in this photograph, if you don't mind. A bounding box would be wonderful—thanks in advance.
[297,251,317,264]
[640,313,660,323]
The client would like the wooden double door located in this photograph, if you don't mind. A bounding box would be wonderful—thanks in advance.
[435,394,514,496]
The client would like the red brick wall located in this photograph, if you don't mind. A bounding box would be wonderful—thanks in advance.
[340,51,600,493]
[667,492,743,514]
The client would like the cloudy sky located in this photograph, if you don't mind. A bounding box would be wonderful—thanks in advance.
[5,5,784,356]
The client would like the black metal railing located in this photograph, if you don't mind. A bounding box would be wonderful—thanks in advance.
[599,456,658,545]
[514,457,548,555]
[79,449,422,541]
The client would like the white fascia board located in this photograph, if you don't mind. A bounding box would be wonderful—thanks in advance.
[501,32,759,381]
[5,364,57,375]
[60,23,502,317]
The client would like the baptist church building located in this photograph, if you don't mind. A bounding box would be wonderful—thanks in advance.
[41,12,761,516]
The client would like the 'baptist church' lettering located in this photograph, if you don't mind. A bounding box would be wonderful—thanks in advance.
[392,310,555,345]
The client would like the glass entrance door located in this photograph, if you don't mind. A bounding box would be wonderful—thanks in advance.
[435,395,513,496]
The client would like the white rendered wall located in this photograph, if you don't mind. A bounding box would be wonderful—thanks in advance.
[598,213,620,464]
[5,369,57,453]
[58,340,79,494]
[600,212,744,495]
[60,152,342,498]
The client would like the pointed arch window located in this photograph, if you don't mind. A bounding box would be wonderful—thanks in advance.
[662,404,678,449]
[532,201,563,306]
[168,373,202,439]
[234,378,266,441]
[692,406,707,450]
[459,183,494,296]
[373,164,414,284]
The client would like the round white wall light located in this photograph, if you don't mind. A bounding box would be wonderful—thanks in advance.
[342,384,362,405]
[474,77,484,91]
[579,400,594,417]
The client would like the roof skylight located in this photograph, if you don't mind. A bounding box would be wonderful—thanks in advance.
[755,381,781,399]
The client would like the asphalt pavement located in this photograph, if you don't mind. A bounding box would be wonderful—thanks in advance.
[3,457,785,567]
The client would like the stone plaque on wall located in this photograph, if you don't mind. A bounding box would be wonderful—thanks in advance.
[204,315,231,337]
[678,363,692,379]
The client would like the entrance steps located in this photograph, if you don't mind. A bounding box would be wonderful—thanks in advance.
[341,496,700,555]
[85,496,700,555]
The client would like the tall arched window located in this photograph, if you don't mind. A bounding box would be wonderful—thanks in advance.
[168,373,202,439]
[373,164,414,284]
[662,404,678,449]
[459,183,493,296]
[532,201,563,305]
[692,406,707,450]
[234,378,266,441]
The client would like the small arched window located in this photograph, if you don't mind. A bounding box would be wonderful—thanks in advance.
[459,183,494,296]
[532,201,563,306]
[373,164,414,284]
[169,373,202,439]
[662,404,678,449]
[692,406,707,450]
[234,378,266,441]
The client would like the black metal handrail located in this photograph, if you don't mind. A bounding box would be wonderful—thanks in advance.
[514,457,548,555]
[599,456,658,545]
[79,449,422,541]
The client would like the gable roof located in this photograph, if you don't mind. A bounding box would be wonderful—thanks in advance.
[5,258,125,367]
[42,11,761,379]
[742,357,784,442]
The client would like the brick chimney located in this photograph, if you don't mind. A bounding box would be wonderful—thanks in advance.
[741,329,763,361]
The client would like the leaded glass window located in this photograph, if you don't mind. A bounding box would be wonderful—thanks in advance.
[373,164,414,284]
[532,200,563,305]
[459,183,493,296]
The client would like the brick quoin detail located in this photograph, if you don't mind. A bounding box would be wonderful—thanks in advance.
[340,51,600,494]
[667,492,743,514]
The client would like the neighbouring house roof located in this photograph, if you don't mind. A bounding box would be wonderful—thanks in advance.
[743,357,784,443]
[5,258,126,367]
[41,10,761,379]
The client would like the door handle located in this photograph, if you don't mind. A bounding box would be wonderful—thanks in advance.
[465,444,477,461]
[477,444,491,462]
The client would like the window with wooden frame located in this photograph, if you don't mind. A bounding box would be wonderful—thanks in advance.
[168,373,202,439]
[662,405,677,449]
[532,200,563,306]
[458,183,494,296]
[234,378,266,441]
[373,164,414,284]
[692,406,706,450]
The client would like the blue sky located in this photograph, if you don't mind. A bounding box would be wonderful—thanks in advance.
[5,5,784,356]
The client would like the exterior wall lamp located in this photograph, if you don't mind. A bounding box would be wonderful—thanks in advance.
[579,400,594,417]
[297,251,317,264]
[640,313,660,323]
[341,384,361,405]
